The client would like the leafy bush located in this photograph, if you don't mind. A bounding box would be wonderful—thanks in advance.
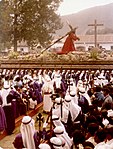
[89,47,99,60]
[8,51,19,59]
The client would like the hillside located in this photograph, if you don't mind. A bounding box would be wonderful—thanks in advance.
[55,3,113,37]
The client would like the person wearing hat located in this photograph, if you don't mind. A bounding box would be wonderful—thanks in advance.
[69,90,78,105]
[66,78,76,95]
[52,115,66,134]
[64,94,82,123]
[20,116,36,149]
[37,69,43,84]
[42,76,54,113]
[53,73,66,98]
[79,70,85,81]
[13,116,40,149]
[52,97,63,117]
[50,137,63,149]
[52,97,69,127]
[97,75,106,87]
[54,126,73,149]
[52,114,73,145]
[64,94,82,137]
[78,87,91,114]
[39,143,51,149]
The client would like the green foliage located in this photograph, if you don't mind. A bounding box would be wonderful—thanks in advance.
[35,51,89,62]
[89,47,99,60]
[8,51,19,59]
[0,0,63,50]
[0,1,12,46]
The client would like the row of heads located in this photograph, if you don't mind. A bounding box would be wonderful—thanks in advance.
[1,68,113,75]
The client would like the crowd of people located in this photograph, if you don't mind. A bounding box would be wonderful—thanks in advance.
[1,68,113,148]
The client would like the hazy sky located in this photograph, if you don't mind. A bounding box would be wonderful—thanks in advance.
[58,0,113,15]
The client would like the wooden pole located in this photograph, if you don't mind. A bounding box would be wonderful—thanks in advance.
[40,27,78,54]
[88,19,103,47]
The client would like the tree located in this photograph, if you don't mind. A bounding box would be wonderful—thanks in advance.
[0,0,12,51]
[0,0,63,51]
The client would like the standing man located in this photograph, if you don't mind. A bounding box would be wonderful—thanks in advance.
[42,76,54,113]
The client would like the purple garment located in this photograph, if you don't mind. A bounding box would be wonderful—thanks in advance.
[10,89,26,116]
[3,105,15,135]
[53,81,66,98]
[33,81,42,92]
[13,133,24,149]
[11,99,19,118]
[7,90,19,118]
[30,82,43,104]
[13,131,40,149]
[0,106,7,131]
[0,95,7,131]
[33,89,43,104]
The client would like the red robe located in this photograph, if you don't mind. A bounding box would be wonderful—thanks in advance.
[57,32,79,54]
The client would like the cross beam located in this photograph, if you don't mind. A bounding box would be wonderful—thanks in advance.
[88,19,103,47]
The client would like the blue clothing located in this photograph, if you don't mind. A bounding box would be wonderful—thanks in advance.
[94,92,104,101]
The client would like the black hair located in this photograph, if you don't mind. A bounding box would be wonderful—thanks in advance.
[102,87,110,94]
[95,128,106,142]
[73,130,85,145]
[85,115,98,128]
[95,86,102,92]
[87,123,99,136]
[101,110,108,118]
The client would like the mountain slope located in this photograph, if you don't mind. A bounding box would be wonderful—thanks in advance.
[56,3,113,37]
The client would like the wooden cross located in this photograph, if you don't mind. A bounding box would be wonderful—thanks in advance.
[88,19,103,47]
[40,23,78,55]
[36,113,44,132]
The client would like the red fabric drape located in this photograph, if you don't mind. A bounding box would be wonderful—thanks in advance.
[57,32,79,54]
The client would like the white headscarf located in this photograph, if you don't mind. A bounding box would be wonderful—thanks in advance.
[20,116,36,149]
[52,115,73,148]
[42,76,54,93]
[64,95,81,122]
[69,91,78,105]
[50,137,63,149]
[52,98,69,124]
[53,74,62,89]
[78,87,92,105]
[39,143,51,149]
[54,126,72,149]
